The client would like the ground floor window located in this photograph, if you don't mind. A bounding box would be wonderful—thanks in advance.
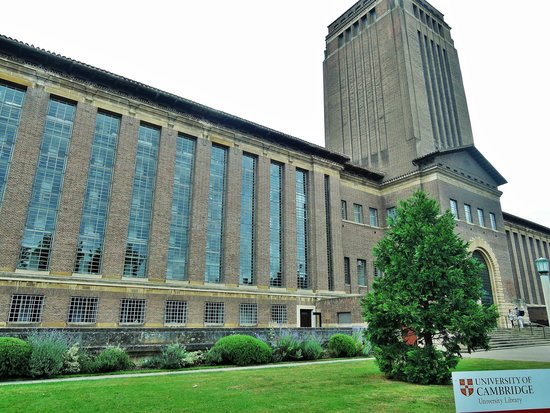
[119,299,146,324]
[67,296,99,324]
[337,312,352,324]
[204,302,225,325]
[239,303,258,326]
[271,304,288,325]
[164,300,188,325]
[8,294,44,323]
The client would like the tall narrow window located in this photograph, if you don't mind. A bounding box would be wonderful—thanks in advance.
[464,204,473,224]
[240,154,256,285]
[489,212,497,231]
[477,208,485,227]
[344,257,351,285]
[124,124,159,277]
[270,162,283,287]
[357,259,367,286]
[325,175,334,291]
[205,145,227,283]
[450,199,459,219]
[17,98,76,271]
[353,203,363,223]
[369,207,378,227]
[166,135,195,280]
[386,207,397,225]
[296,169,309,289]
[341,200,348,220]
[0,82,25,205]
[75,112,120,274]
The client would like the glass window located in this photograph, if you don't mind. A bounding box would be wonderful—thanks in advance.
[337,312,352,324]
[464,204,473,223]
[489,212,497,231]
[166,135,195,280]
[477,208,485,227]
[386,207,397,225]
[344,257,351,285]
[0,82,25,205]
[270,162,284,287]
[341,200,348,220]
[325,176,334,291]
[450,199,459,219]
[204,302,224,325]
[240,154,256,285]
[75,112,120,274]
[164,300,188,325]
[239,303,258,326]
[296,169,309,289]
[374,265,382,277]
[271,304,287,325]
[8,295,44,323]
[353,203,363,223]
[17,98,76,271]
[119,299,146,324]
[357,259,367,286]
[205,145,227,283]
[124,124,160,278]
[67,297,99,323]
[369,207,378,227]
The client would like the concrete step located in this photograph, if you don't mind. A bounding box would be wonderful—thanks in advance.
[487,327,550,350]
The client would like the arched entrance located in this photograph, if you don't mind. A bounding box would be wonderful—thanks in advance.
[472,250,494,306]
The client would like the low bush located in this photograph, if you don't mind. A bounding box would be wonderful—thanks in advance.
[327,334,358,358]
[0,337,32,378]
[160,344,188,369]
[301,337,323,360]
[28,332,69,378]
[272,332,302,362]
[76,347,95,374]
[207,335,272,366]
[93,346,132,373]
[62,344,81,375]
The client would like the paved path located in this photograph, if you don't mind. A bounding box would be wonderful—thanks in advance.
[462,345,550,362]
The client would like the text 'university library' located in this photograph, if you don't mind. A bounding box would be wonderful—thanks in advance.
[0,0,548,336]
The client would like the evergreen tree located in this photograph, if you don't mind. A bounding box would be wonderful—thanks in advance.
[362,191,498,384]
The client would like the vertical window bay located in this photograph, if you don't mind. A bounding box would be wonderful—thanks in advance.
[296,169,309,289]
[239,154,256,285]
[270,162,283,287]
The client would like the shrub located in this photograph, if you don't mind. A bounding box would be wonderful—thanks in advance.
[207,335,272,366]
[402,346,457,385]
[184,351,204,367]
[93,346,132,373]
[271,332,302,362]
[62,344,81,375]
[76,347,95,374]
[327,334,358,358]
[0,337,32,378]
[140,355,162,369]
[28,332,69,378]
[160,343,188,369]
[301,337,323,360]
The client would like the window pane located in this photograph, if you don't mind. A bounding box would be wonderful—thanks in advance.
[296,169,309,289]
[240,154,256,285]
[270,162,283,287]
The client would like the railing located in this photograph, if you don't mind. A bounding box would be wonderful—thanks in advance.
[499,317,548,339]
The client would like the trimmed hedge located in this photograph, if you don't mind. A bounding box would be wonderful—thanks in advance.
[207,335,272,366]
[93,346,132,373]
[0,337,32,378]
[327,334,358,358]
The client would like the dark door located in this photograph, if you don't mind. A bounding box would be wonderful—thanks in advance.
[300,309,312,327]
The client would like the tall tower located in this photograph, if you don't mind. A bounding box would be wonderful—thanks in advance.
[324,0,473,179]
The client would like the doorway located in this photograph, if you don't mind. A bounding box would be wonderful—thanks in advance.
[300,309,312,327]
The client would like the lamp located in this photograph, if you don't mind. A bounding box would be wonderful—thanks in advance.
[535,257,549,275]
[534,257,550,327]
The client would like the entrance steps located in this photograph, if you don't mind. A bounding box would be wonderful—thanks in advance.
[487,326,550,350]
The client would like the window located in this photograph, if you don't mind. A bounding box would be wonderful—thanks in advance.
[373,266,382,277]
[8,295,44,323]
[477,208,485,227]
[205,145,228,283]
[413,4,419,18]
[271,304,288,325]
[124,124,160,277]
[353,203,363,223]
[464,204,473,224]
[67,297,99,323]
[239,303,258,326]
[489,213,497,231]
[344,257,351,285]
[164,300,188,325]
[75,112,120,275]
[337,312,352,324]
[341,200,348,220]
[369,207,378,227]
[450,199,459,219]
[204,302,224,325]
[357,259,367,286]
[17,98,76,271]
[0,82,25,205]
[369,8,377,22]
[296,169,309,289]
[240,154,256,285]
[119,299,146,324]
[270,162,284,287]
[386,207,397,225]
[325,176,334,291]
[167,135,196,280]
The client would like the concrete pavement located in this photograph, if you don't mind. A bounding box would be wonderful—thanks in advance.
[462,345,550,362]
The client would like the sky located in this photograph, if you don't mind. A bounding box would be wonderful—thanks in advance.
[2,1,549,227]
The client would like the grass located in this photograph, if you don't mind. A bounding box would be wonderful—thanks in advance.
[1,359,550,413]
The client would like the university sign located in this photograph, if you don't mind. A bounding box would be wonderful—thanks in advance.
[452,370,550,412]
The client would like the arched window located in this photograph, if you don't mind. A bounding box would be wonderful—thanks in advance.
[473,251,494,306]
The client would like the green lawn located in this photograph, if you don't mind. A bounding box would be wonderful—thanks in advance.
[2,359,550,413]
